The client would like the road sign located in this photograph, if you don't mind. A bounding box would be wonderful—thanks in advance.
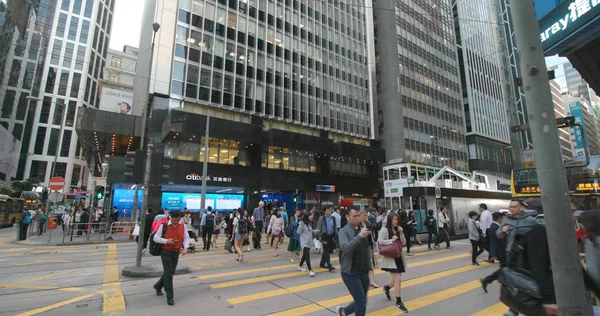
[48,192,64,202]
[48,177,66,191]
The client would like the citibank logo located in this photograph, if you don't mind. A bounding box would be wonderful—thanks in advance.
[186,173,202,181]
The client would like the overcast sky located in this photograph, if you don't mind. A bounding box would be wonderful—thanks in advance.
[109,0,145,51]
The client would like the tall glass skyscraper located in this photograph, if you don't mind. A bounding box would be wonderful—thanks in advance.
[374,0,468,170]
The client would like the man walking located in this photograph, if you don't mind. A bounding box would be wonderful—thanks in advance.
[317,207,337,271]
[201,206,216,250]
[253,201,265,249]
[480,212,506,291]
[152,211,189,306]
[335,208,372,316]
[478,203,493,261]
[438,207,451,249]
[137,208,154,254]
[38,211,47,235]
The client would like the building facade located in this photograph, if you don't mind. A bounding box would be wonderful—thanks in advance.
[550,80,574,159]
[114,0,385,212]
[374,0,468,170]
[20,0,114,190]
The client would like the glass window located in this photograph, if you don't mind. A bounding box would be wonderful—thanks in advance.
[68,17,79,41]
[53,100,65,125]
[75,46,85,70]
[40,97,51,123]
[47,128,59,156]
[1,90,15,119]
[63,43,74,68]
[84,0,93,17]
[173,61,185,81]
[60,130,72,157]
[34,127,47,155]
[111,57,121,68]
[71,73,81,98]
[66,101,76,127]
[50,40,62,65]
[57,71,69,96]
[199,68,211,87]
[8,60,20,87]
[56,13,67,38]
[29,160,47,181]
[51,162,68,178]
[80,20,90,43]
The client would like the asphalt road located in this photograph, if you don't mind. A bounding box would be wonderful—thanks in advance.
[0,227,509,315]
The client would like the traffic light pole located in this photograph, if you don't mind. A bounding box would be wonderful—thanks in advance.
[136,144,153,268]
[509,0,591,314]
[87,179,96,241]
[200,110,210,214]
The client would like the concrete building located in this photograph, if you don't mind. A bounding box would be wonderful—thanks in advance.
[550,80,574,160]
[19,0,115,190]
[453,0,518,178]
[374,0,468,170]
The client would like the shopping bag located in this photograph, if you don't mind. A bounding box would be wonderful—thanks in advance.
[313,238,321,250]
[225,237,233,253]
[132,224,140,236]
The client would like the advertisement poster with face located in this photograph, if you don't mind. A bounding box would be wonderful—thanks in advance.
[99,87,133,114]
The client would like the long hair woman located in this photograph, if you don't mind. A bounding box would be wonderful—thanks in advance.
[297,211,315,276]
[378,212,408,313]
[268,208,285,257]
[231,208,246,262]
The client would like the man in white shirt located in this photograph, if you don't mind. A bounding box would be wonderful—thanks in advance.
[331,208,342,229]
[438,207,452,249]
[153,211,189,306]
[478,203,493,261]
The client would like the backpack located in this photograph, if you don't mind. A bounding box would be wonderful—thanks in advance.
[284,218,294,237]
[149,223,168,256]
[205,213,215,227]
[23,215,31,225]
[237,216,248,234]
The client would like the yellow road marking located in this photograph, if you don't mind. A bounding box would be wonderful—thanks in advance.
[200,257,340,279]
[15,294,95,316]
[16,259,71,266]
[472,302,508,315]
[86,252,107,257]
[102,244,126,313]
[211,265,342,289]
[262,263,488,313]
[367,280,482,315]
[0,284,58,290]
[18,268,87,284]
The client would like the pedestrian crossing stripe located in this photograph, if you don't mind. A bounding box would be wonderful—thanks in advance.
[230,253,474,305]
[471,302,507,315]
[367,279,482,315]
[265,263,489,315]
[211,265,342,289]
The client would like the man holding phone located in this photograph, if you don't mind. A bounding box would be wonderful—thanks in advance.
[152,211,189,306]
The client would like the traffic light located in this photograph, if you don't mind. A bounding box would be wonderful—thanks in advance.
[292,193,298,203]
[124,150,144,183]
[95,186,105,200]
[150,152,171,184]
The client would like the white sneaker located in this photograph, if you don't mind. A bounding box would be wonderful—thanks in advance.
[298,266,306,272]
[141,248,146,255]
[309,270,315,277]
[290,259,295,263]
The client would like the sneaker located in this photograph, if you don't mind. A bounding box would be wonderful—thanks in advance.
[383,285,391,301]
[239,255,244,262]
[472,262,480,266]
[290,259,296,263]
[298,265,306,272]
[503,311,518,316]
[309,270,315,277]
[428,247,432,250]
[396,302,408,313]
[335,306,345,316]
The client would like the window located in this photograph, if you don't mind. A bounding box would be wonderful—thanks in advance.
[47,128,60,156]
[80,20,90,43]
[164,138,248,166]
[60,130,72,157]
[33,127,47,155]
[29,160,47,182]
[109,73,120,82]
[75,46,85,70]
[56,13,67,37]
[40,97,51,123]
[53,101,65,125]
[261,146,317,173]
[63,43,74,68]
[51,162,67,178]
[68,17,79,41]
[111,57,121,68]
[84,0,93,17]
[8,60,20,87]
[1,90,15,119]
[57,71,69,96]
[50,40,62,65]
[71,73,81,98]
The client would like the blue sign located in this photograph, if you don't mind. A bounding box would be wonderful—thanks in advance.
[160,192,244,212]
[111,187,144,217]
[569,101,586,159]
[539,0,600,51]
[316,185,336,192]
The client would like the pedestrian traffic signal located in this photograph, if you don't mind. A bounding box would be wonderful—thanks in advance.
[124,150,144,183]
[95,186,105,200]
[293,193,298,203]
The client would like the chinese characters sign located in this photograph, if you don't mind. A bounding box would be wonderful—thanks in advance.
[185,173,233,183]
[539,0,600,51]
[515,185,541,194]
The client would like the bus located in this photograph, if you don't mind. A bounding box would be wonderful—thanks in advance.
[0,195,25,227]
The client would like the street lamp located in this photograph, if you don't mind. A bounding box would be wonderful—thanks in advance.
[138,22,160,151]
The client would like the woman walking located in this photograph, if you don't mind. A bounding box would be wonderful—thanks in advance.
[297,211,315,277]
[378,212,408,313]
[212,210,221,248]
[268,209,284,257]
[360,209,379,288]
[399,211,413,256]
[468,211,484,265]
[424,210,439,250]
[231,208,248,262]
[288,209,302,262]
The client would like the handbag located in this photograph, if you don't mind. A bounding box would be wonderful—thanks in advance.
[225,237,233,253]
[378,240,403,258]
[132,224,140,236]
[498,267,544,315]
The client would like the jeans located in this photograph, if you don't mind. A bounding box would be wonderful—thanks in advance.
[202,226,213,250]
[439,227,451,248]
[320,234,333,268]
[253,220,263,248]
[299,247,312,270]
[427,229,439,248]
[154,249,180,299]
[341,272,370,316]
[19,224,28,240]
[470,239,485,263]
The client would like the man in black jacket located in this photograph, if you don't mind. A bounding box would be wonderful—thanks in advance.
[480,212,507,291]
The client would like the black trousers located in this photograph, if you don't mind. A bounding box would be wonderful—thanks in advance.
[299,247,312,270]
[320,234,333,268]
[253,220,263,248]
[154,249,180,299]
[38,221,45,235]
[404,230,412,253]
[19,224,28,240]
[482,256,507,284]
[470,239,485,263]
[202,226,213,250]
[439,227,451,248]
[427,229,439,248]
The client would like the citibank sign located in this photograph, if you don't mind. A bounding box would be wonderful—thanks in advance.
[185,173,232,183]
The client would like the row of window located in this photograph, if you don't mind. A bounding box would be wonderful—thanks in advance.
[397,35,459,79]
[398,54,460,94]
[32,125,72,157]
[165,139,249,166]
[44,68,81,99]
[401,95,464,129]
[29,160,84,188]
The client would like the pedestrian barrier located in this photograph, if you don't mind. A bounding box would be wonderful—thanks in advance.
[106,222,137,240]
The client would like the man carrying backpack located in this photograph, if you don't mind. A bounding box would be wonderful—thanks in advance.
[20,211,31,240]
[152,211,189,306]
[201,206,215,251]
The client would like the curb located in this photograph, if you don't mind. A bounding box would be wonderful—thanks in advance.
[10,239,135,247]
[121,264,191,278]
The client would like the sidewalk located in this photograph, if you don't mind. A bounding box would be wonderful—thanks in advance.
[9,223,135,246]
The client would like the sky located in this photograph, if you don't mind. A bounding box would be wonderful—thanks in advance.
[108,0,145,51]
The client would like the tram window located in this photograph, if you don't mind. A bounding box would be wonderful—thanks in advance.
[417,168,426,181]
[392,197,400,210]
[388,168,400,180]
[384,170,389,181]
[400,167,408,178]
[427,171,434,180]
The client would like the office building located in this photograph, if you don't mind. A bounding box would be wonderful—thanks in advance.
[105,0,385,213]
[374,0,468,170]
[550,80,574,159]
[9,0,114,190]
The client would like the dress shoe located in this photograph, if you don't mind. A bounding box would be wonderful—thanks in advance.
[153,285,163,296]
[480,278,488,293]
[167,298,174,306]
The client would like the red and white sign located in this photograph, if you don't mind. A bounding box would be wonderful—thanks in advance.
[48,177,66,191]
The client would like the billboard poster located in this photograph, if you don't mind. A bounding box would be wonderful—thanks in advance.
[111,186,144,217]
[569,101,585,160]
[161,192,243,212]
[99,87,133,114]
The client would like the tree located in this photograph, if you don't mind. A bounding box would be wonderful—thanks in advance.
[11,178,39,195]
